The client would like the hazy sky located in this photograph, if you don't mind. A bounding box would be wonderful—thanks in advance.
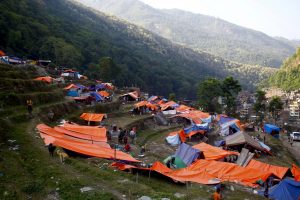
[140,0,299,39]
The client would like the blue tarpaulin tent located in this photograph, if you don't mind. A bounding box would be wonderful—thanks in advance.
[218,116,237,125]
[67,90,79,97]
[268,179,300,200]
[174,143,200,166]
[90,92,103,102]
[184,123,209,134]
[264,124,280,138]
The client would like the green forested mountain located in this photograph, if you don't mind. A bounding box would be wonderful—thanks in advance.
[77,0,296,67]
[268,48,300,91]
[0,0,275,98]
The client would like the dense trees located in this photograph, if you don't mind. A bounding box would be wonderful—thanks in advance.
[253,90,267,122]
[197,76,241,114]
[268,48,300,91]
[0,0,274,98]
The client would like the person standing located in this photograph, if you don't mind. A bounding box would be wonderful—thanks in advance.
[48,143,56,157]
[26,99,33,115]
[129,127,136,144]
[212,188,222,200]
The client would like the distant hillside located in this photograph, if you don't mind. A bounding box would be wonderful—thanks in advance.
[77,0,296,67]
[0,0,274,98]
[268,48,300,91]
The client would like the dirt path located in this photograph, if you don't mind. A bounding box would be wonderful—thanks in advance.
[281,134,300,164]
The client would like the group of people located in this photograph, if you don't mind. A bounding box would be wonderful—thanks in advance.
[107,126,137,152]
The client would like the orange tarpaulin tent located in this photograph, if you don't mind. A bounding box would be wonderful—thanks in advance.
[40,133,139,162]
[291,164,300,181]
[37,124,108,144]
[34,76,52,84]
[62,123,107,138]
[134,101,148,108]
[245,159,289,179]
[0,50,5,56]
[98,91,110,97]
[37,125,139,163]
[174,110,210,124]
[80,113,106,122]
[160,101,177,111]
[175,105,194,113]
[180,159,272,187]
[64,84,79,90]
[193,142,239,160]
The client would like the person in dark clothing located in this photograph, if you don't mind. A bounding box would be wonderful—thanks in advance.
[26,99,33,115]
[264,178,269,198]
[48,143,56,157]
[118,128,125,144]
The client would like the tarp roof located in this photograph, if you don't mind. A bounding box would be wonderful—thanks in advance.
[160,101,178,111]
[218,116,237,125]
[268,179,300,200]
[225,131,264,151]
[37,124,139,162]
[264,124,280,134]
[175,105,194,113]
[174,143,200,166]
[193,142,239,160]
[62,123,106,139]
[38,124,107,143]
[34,76,52,83]
[120,91,139,99]
[98,91,110,97]
[246,159,289,179]
[80,113,105,122]
[174,110,210,124]
[64,84,79,90]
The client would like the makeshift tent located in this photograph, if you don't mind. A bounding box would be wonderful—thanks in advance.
[112,161,220,185]
[218,116,237,125]
[264,124,280,138]
[174,110,210,125]
[90,92,104,102]
[61,123,107,139]
[175,105,194,113]
[268,179,300,200]
[37,124,138,162]
[225,131,265,151]
[80,113,105,122]
[291,164,300,181]
[193,142,239,160]
[120,91,139,101]
[163,156,187,169]
[174,143,200,166]
[67,90,79,97]
[165,132,181,146]
[64,84,79,90]
[98,91,110,97]
[134,101,158,111]
[0,50,5,56]
[220,119,242,136]
[160,101,179,111]
[34,76,52,84]
[245,159,289,179]
[114,159,271,187]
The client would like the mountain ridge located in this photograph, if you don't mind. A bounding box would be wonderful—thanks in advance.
[76,0,296,67]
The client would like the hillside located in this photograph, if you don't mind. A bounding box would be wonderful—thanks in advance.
[76,0,296,67]
[0,0,275,98]
[268,48,300,91]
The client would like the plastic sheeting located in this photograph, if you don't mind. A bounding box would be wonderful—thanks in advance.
[174,143,200,166]
[291,164,300,181]
[193,142,239,160]
[80,113,105,122]
[37,124,139,163]
[225,131,265,151]
[34,76,52,83]
[165,132,181,146]
[268,179,300,200]
[246,159,288,179]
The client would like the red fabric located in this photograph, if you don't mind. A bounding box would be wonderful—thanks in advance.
[292,164,300,181]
